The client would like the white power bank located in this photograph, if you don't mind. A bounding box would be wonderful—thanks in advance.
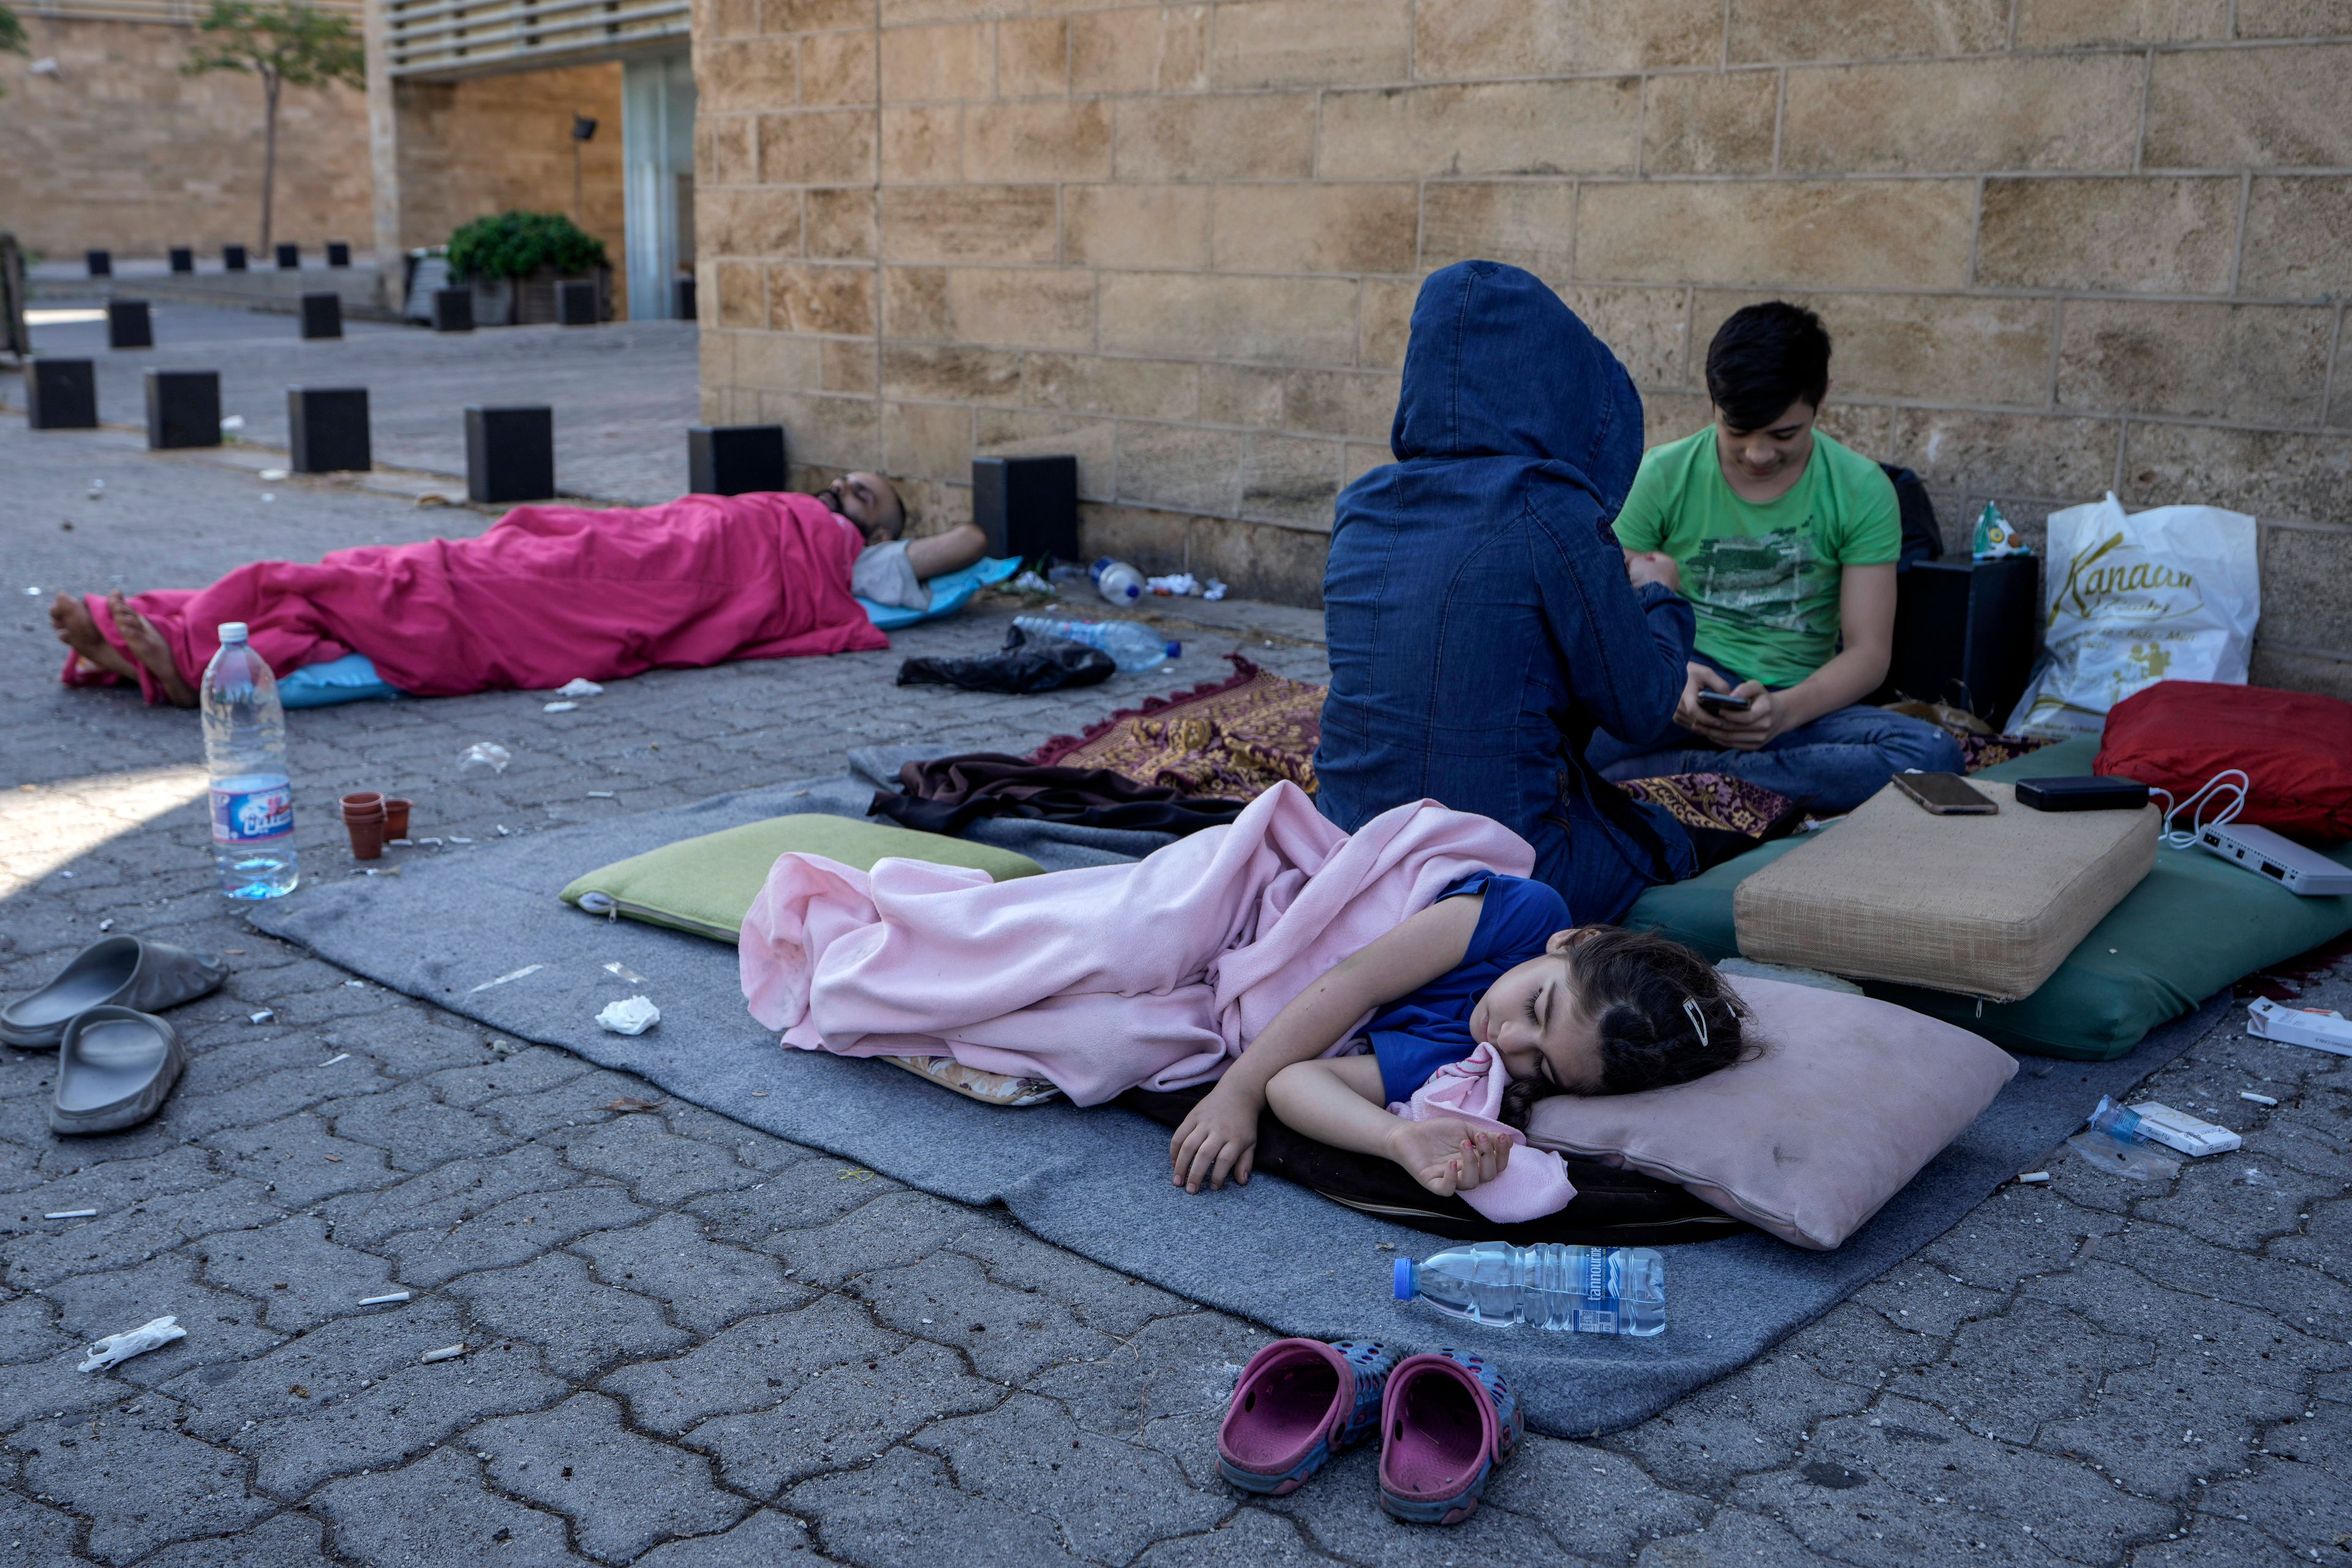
[2196,821,2352,896]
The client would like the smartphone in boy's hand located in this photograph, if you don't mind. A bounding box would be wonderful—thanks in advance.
[1695,689,1752,714]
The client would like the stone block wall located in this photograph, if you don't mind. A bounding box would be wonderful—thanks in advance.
[0,15,373,258]
[693,1,2351,694]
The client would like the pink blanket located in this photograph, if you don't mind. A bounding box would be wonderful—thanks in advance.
[739,782,1535,1107]
[63,491,888,702]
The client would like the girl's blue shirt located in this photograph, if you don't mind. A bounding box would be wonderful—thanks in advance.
[1363,870,1569,1106]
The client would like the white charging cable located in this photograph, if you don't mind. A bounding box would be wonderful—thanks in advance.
[2146,768,2248,850]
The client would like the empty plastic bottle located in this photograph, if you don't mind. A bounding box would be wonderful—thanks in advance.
[1091,557,1146,605]
[1395,1241,1665,1336]
[202,621,299,899]
[1012,614,1179,674]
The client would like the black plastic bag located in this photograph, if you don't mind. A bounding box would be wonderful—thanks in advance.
[896,627,1115,693]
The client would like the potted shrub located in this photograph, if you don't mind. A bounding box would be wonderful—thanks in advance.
[445,210,611,326]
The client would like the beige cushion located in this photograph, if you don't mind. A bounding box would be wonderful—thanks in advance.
[1732,780,2156,1001]
[1525,976,2017,1250]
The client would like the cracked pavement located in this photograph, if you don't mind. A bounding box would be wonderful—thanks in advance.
[5,325,2352,1566]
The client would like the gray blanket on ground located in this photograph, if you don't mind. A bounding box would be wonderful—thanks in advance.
[247,774,2218,1436]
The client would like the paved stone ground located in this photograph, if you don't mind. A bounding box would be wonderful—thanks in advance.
[6,304,698,505]
[4,400,2351,1567]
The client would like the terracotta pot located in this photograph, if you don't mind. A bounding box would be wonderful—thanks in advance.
[340,792,387,861]
[383,798,412,840]
[339,791,385,815]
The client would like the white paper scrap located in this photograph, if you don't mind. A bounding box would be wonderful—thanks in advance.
[595,995,661,1036]
[469,963,545,993]
[554,678,604,698]
[78,1316,184,1372]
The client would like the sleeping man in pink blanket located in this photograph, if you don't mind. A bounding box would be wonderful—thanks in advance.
[740,782,1749,1222]
[48,471,984,707]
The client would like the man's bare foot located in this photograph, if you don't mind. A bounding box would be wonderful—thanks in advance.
[107,591,197,708]
[50,592,142,683]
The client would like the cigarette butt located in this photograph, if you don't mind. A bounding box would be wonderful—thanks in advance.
[2241,1091,2278,1106]
[419,1344,467,1363]
[2016,1172,2051,1185]
[44,1209,98,1219]
[320,1053,350,1066]
[357,1291,411,1306]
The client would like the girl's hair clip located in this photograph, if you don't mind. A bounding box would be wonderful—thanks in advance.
[1683,997,1709,1047]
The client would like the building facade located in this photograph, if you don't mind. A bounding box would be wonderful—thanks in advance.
[697,0,2352,694]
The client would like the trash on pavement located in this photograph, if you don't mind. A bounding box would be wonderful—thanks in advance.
[419,1344,466,1364]
[601,961,647,983]
[356,1291,411,1306]
[553,678,603,698]
[606,1095,661,1112]
[2121,1102,2241,1156]
[1146,572,1199,597]
[1203,579,1228,600]
[44,1209,97,1219]
[249,1009,275,1024]
[2065,1096,2184,1180]
[543,701,578,714]
[258,467,289,481]
[2015,1172,2050,1185]
[469,963,545,993]
[2241,1090,2279,1107]
[595,997,660,1035]
[2247,998,2352,1057]
[456,741,512,775]
[78,1316,185,1372]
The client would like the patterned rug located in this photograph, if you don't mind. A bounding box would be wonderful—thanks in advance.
[1027,655,1325,799]
[1619,772,1804,842]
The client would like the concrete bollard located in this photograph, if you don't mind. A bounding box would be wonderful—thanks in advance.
[673,277,697,322]
[431,288,475,333]
[26,360,99,430]
[466,405,554,503]
[972,454,1079,561]
[276,243,300,270]
[300,292,343,341]
[224,244,249,271]
[287,386,371,473]
[86,249,111,278]
[106,300,154,350]
[145,369,222,450]
[687,424,787,497]
[326,241,351,268]
[169,247,195,274]
[556,279,597,326]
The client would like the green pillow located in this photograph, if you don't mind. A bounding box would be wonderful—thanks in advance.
[1624,738,2352,1061]
[560,814,1044,943]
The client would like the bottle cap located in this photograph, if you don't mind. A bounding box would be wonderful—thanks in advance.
[1121,583,1140,599]
[217,622,249,643]
[1165,641,1182,659]
[1392,1259,1414,1301]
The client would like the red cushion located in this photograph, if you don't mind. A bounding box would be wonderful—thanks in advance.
[2096,681,2352,841]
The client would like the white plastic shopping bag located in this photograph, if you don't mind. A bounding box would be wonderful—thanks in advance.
[2005,494,2259,738]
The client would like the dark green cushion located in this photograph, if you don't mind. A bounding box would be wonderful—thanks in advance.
[560,814,1044,943]
[1624,738,2352,1060]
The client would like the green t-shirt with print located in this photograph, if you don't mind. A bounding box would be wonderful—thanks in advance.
[1611,428,1901,689]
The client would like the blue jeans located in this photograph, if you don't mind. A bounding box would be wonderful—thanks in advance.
[1587,657,1964,816]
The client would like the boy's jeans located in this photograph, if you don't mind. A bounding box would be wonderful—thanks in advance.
[1586,656,1963,816]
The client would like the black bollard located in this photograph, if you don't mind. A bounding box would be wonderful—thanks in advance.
[145,369,222,450]
[276,243,300,270]
[287,386,371,472]
[431,287,474,333]
[555,278,597,326]
[169,247,195,274]
[26,360,99,430]
[106,299,154,350]
[299,292,343,341]
[971,454,1079,561]
[86,249,111,278]
[673,276,697,322]
[224,245,249,271]
[688,424,788,497]
[326,241,351,268]
[465,405,554,504]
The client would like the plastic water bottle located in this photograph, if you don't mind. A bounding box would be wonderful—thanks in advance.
[202,621,299,899]
[1395,1241,1665,1336]
[1012,614,1180,674]
[1091,557,1146,605]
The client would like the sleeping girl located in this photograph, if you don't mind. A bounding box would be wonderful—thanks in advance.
[739,782,1747,1217]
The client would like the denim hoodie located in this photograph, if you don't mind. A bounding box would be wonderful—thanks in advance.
[1314,262,1697,918]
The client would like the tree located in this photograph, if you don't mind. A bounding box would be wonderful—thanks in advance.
[1,5,28,98]
[183,1,364,254]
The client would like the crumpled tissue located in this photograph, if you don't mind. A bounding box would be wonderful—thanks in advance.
[596,995,661,1035]
[80,1316,185,1372]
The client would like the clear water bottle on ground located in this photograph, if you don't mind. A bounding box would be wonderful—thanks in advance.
[202,621,298,899]
[1012,614,1180,674]
[1090,557,1146,605]
[1395,1241,1665,1336]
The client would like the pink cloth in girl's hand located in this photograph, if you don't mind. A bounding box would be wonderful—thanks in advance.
[1389,1043,1577,1224]
[59,491,886,703]
[739,782,1534,1107]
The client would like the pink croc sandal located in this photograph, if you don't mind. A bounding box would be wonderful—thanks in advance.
[1376,1349,1523,1525]
[1215,1338,1394,1495]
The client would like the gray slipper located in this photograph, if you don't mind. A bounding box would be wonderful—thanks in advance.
[51,1006,186,1136]
[1,936,227,1050]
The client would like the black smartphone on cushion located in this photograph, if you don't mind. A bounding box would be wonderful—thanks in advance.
[1891,771,1998,815]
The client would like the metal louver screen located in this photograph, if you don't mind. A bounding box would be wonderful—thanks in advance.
[17,0,358,24]
[385,0,687,79]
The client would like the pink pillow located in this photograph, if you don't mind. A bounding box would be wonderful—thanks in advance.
[1523,977,2017,1250]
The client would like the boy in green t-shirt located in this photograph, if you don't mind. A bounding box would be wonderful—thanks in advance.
[1591,302,1959,813]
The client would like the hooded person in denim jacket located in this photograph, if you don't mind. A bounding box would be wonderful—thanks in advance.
[1314,261,1699,922]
